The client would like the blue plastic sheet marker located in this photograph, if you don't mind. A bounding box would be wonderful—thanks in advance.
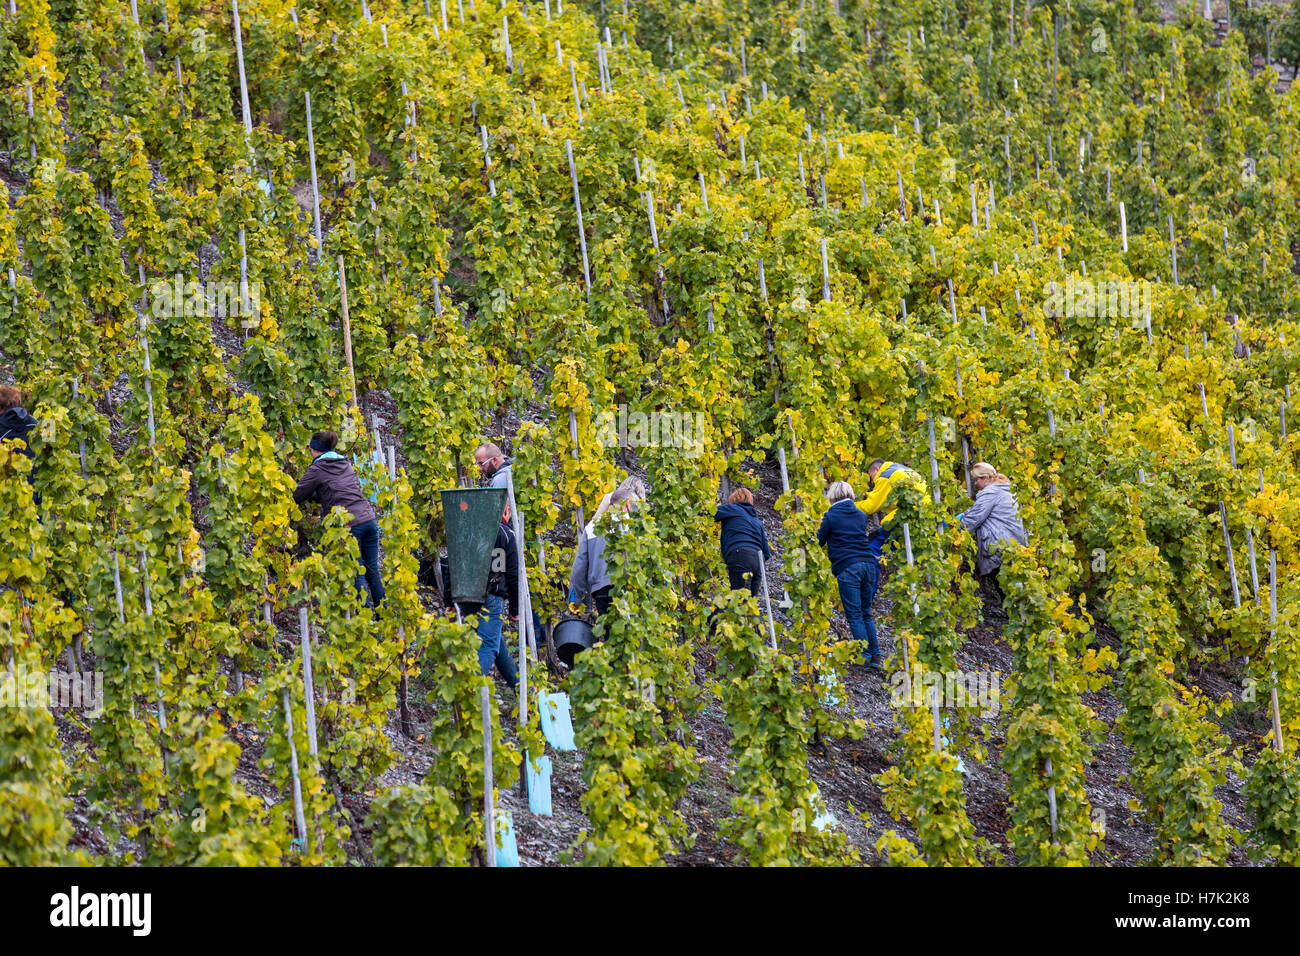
[819,666,842,708]
[496,811,520,867]
[940,714,967,775]
[526,755,553,817]
[538,691,576,751]
[810,786,837,831]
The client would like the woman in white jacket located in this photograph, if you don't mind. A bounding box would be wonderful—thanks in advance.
[568,476,646,617]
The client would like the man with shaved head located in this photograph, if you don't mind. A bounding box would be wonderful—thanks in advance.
[474,442,506,481]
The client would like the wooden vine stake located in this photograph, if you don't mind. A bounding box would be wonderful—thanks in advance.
[138,552,170,774]
[901,522,916,676]
[282,687,311,854]
[820,238,830,303]
[337,256,359,410]
[481,685,497,867]
[504,468,534,802]
[1218,501,1242,610]
[138,260,157,448]
[1267,551,1284,752]
[566,140,592,300]
[930,684,942,751]
[645,189,668,316]
[386,452,414,738]
[774,445,795,611]
[112,551,149,857]
[568,59,583,125]
[1047,409,1057,498]
[569,408,585,532]
[128,0,146,66]
[1245,527,1259,606]
[1046,756,1058,837]
[504,468,535,700]
[232,0,254,140]
[305,92,323,248]
[756,558,778,650]
[298,607,319,757]
[927,416,940,505]
[107,558,126,712]
[1168,215,1179,285]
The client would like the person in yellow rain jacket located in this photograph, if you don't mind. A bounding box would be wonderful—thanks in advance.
[854,458,926,567]
[856,459,927,527]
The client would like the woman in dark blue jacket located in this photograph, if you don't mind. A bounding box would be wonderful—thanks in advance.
[713,487,772,596]
[0,385,39,498]
[816,481,882,668]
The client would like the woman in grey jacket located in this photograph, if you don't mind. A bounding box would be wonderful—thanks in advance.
[959,462,1029,578]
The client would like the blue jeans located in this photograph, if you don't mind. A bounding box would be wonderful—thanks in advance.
[476,593,519,686]
[350,519,385,608]
[836,561,880,662]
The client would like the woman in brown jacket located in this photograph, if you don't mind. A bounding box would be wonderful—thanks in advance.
[293,430,385,607]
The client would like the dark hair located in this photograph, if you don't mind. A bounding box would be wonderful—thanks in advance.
[0,385,25,412]
[728,487,754,505]
[311,430,338,452]
[868,458,885,472]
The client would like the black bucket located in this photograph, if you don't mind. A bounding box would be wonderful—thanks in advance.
[553,617,596,668]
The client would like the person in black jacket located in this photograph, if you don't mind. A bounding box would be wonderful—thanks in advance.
[816,480,882,668]
[0,385,39,503]
[292,430,385,608]
[476,503,520,687]
[713,487,772,596]
[421,504,521,687]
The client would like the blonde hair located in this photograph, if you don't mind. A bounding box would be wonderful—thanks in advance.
[826,480,854,502]
[971,462,1008,484]
[591,475,647,528]
[614,475,646,503]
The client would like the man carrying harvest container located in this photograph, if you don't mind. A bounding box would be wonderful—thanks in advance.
[428,501,521,689]
[476,502,522,689]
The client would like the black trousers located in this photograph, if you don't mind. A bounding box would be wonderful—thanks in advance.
[725,548,764,597]
[980,568,1006,616]
[592,585,613,617]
